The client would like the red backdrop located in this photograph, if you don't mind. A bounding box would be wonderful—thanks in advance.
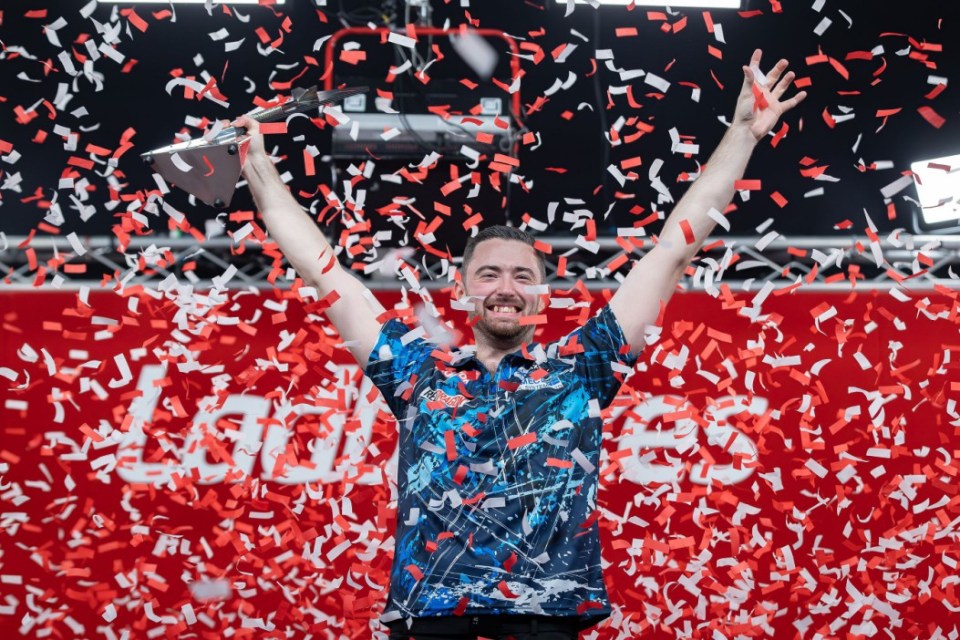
[1,286,959,638]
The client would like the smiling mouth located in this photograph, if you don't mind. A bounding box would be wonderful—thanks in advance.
[488,304,522,316]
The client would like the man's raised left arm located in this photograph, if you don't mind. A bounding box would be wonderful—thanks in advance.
[609,49,807,352]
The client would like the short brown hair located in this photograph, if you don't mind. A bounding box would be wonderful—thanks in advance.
[462,225,546,280]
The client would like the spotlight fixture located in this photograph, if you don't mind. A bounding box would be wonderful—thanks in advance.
[910,153,960,228]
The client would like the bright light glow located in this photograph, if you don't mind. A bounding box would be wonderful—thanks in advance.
[97,1,283,4]
[557,0,740,7]
[911,153,960,226]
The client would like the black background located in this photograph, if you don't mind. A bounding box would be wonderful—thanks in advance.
[1,0,959,257]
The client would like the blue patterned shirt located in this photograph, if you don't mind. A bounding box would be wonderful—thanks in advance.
[365,306,637,627]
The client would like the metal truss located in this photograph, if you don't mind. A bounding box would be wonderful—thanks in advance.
[1,234,959,292]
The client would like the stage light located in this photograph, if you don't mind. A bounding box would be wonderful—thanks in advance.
[910,153,960,227]
[557,0,740,7]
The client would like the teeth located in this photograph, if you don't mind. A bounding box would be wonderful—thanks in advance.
[492,305,518,313]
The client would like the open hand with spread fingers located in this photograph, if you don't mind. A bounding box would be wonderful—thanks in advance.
[733,48,807,141]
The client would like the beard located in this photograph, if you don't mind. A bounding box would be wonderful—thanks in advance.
[471,296,535,345]
[474,314,527,342]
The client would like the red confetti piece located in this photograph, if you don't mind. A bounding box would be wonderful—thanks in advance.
[770,121,789,148]
[925,83,947,100]
[827,57,850,79]
[303,149,315,176]
[532,239,552,254]
[120,9,149,33]
[607,253,629,272]
[339,50,366,65]
[702,11,715,32]
[577,600,604,615]
[444,430,457,461]
[679,219,695,245]
[258,122,287,135]
[822,108,836,128]
[507,432,536,450]
[917,106,945,129]
[405,564,424,581]
[497,580,518,598]
[709,69,724,90]
[734,179,761,191]
[462,492,486,506]
[770,191,788,208]
[751,81,769,112]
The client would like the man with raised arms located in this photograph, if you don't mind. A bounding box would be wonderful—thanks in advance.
[237,49,805,639]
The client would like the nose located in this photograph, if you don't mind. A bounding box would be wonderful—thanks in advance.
[494,274,523,298]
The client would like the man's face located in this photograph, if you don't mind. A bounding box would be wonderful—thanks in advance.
[455,239,545,345]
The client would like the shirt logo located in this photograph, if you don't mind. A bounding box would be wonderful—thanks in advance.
[439,369,478,383]
[517,376,564,391]
[421,388,468,409]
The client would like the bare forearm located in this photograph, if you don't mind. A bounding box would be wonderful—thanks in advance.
[658,122,758,265]
[609,123,759,348]
[610,51,805,352]
[244,154,337,290]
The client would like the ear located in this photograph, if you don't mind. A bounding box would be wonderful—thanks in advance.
[453,278,465,303]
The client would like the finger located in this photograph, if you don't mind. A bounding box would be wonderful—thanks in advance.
[234,114,259,133]
[779,91,807,113]
[764,59,789,89]
[771,70,796,98]
[742,65,754,86]
[751,49,762,69]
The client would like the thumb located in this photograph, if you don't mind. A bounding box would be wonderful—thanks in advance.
[742,66,754,86]
[233,114,256,130]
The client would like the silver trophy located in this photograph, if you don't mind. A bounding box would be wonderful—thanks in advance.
[141,86,367,208]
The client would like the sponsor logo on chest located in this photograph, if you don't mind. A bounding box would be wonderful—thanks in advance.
[421,387,469,409]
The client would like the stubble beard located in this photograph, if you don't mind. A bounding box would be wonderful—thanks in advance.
[473,300,535,346]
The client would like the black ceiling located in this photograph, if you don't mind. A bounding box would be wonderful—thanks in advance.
[2,0,959,257]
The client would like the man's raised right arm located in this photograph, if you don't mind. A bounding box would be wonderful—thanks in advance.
[237,116,386,368]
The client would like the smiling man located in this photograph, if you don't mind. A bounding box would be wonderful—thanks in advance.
[239,50,805,640]
[456,227,547,371]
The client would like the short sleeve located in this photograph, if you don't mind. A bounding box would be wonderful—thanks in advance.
[364,319,433,417]
[555,305,638,408]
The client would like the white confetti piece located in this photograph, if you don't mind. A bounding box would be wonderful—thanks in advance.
[707,207,729,232]
[644,73,671,93]
[387,32,417,49]
[804,459,828,478]
[571,448,595,474]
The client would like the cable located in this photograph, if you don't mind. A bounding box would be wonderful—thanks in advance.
[591,7,612,219]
